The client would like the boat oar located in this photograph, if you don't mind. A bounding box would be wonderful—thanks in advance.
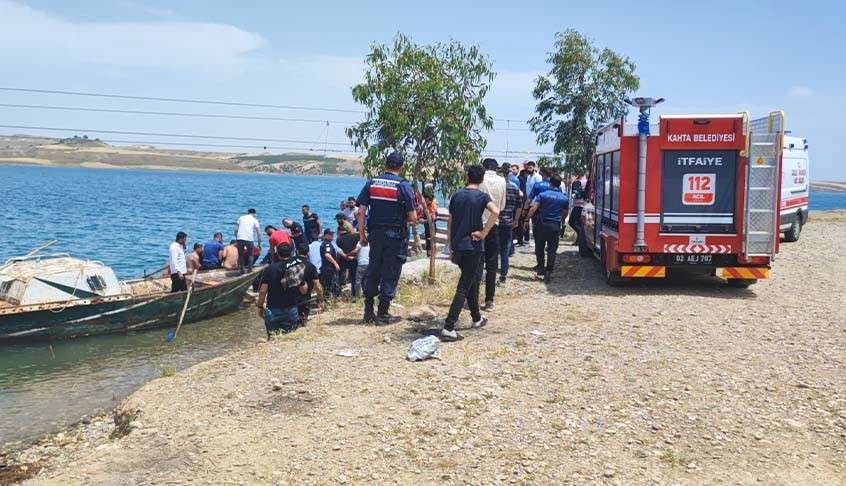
[166,268,198,343]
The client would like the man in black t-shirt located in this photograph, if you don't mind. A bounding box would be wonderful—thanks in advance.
[296,243,320,325]
[256,242,308,339]
[302,205,322,243]
[442,165,500,342]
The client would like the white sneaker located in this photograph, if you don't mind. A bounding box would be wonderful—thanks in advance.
[440,328,463,341]
[471,316,488,329]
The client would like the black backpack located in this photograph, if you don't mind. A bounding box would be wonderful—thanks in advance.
[280,257,306,290]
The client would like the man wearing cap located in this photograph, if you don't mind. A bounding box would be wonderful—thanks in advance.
[356,151,416,324]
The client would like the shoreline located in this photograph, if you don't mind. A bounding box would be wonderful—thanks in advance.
[3,212,845,484]
[0,160,364,177]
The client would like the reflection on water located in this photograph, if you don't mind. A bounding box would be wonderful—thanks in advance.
[0,309,265,446]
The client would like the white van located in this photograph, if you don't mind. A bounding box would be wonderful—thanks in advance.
[780,136,809,242]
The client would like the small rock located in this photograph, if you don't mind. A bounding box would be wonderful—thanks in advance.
[603,469,615,478]
[383,335,392,344]
[272,382,283,391]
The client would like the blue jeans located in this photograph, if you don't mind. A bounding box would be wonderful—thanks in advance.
[264,307,299,336]
[498,224,513,278]
[364,227,408,303]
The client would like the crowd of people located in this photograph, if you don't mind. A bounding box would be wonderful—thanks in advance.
[166,152,586,341]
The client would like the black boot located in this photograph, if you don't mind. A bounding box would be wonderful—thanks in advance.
[376,300,401,325]
[362,298,376,324]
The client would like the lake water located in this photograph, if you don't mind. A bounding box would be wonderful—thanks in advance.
[0,165,367,447]
[0,164,844,448]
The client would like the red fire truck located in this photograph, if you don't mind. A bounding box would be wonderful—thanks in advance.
[578,100,785,287]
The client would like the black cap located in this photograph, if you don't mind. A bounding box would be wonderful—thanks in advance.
[176,231,187,240]
[323,228,334,235]
[525,160,536,167]
[276,242,293,257]
[247,208,256,214]
[386,151,405,169]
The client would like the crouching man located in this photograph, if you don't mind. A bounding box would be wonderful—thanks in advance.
[256,242,308,339]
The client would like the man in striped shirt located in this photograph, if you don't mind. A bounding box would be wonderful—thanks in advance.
[498,163,521,283]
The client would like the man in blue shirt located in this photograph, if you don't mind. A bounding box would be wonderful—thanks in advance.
[527,175,569,282]
[201,232,225,270]
[356,152,416,324]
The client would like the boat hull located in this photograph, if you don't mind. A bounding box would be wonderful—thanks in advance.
[0,269,260,342]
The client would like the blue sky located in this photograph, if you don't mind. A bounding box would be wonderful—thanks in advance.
[0,0,843,179]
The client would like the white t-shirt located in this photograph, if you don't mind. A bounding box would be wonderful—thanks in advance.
[168,241,187,274]
[236,214,260,241]
[479,170,507,225]
[356,242,370,266]
[343,206,358,222]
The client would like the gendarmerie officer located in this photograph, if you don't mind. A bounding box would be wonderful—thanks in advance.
[355,152,416,324]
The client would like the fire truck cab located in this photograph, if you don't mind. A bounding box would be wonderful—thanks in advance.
[579,109,785,287]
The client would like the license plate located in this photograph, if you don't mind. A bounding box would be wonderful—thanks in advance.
[671,254,713,265]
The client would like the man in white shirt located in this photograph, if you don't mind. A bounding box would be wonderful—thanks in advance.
[168,231,188,292]
[235,208,262,274]
[478,158,507,310]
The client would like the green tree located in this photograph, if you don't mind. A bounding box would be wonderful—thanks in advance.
[529,29,639,175]
[347,33,495,282]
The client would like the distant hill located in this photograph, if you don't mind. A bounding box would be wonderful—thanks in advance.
[233,153,360,176]
[0,135,363,175]
[811,180,846,192]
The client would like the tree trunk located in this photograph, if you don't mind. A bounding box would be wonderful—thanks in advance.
[412,164,437,285]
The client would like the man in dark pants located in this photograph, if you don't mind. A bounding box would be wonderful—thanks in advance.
[234,208,261,274]
[256,242,308,339]
[527,175,569,282]
[498,162,521,283]
[478,158,506,310]
[356,152,416,324]
[442,165,500,341]
[168,231,188,292]
[319,229,341,299]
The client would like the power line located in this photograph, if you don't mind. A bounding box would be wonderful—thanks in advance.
[0,87,363,114]
[0,86,533,129]
[0,103,534,131]
[0,124,352,146]
[0,103,356,125]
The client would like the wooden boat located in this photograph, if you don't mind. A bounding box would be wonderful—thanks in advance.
[0,254,262,341]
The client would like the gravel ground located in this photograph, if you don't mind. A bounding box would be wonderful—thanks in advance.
[8,212,846,485]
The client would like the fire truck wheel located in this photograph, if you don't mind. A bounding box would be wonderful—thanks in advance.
[600,244,627,286]
[577,228,593,257]
[727,278,756,288]
[783,216,803,242]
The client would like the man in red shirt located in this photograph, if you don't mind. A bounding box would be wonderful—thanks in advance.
[264,225,293,263]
